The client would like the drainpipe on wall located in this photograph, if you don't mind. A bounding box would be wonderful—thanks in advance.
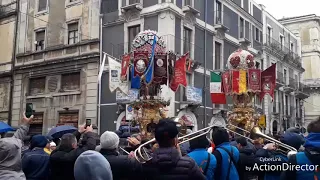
[203,0,208,127]
[8,0,20,126]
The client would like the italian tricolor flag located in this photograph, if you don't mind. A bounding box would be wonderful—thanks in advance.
[210,72,226,104]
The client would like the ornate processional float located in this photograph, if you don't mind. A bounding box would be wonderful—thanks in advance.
[214,48,276,137]
[109,30,196,140]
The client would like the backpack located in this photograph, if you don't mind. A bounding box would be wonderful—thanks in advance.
[213,146,239,180]
[199,153,211,176]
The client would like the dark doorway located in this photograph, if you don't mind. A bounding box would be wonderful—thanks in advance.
[272,120,278,136]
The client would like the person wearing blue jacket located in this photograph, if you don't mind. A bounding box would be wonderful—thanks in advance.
[281,117,320,180]
[255,132,304,180]
[188,133,217,180]
[211,127,240,180]
[22,135,50,180]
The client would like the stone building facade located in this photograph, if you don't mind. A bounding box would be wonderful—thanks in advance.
[100,0,266,133]
[12,0,100,134]
[0,0,17,124]
[261,10,309,134]
[279,14,320,128]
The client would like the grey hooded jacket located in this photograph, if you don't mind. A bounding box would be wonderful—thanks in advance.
[0,124,29,180]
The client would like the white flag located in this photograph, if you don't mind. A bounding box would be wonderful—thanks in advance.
[108,56,129,94]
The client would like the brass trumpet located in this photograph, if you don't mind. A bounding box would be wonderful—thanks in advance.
[132,124,297,163]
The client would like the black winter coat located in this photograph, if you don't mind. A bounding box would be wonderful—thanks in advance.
[100,149,143,180]
[238,148,260,180]
[49,131,97,180]
[142,147,206,180]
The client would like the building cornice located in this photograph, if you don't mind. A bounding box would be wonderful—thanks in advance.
[16,39,99,58]
[14,52,99,73]
[279,14,320,25]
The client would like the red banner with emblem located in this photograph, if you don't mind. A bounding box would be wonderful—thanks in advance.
[222,71,231,94]
[153,53,168,85]
[248,69,261,92]
[170,53,189,92]
[133,51,149,77]
[120,54,130,80]
[260,64,276,102]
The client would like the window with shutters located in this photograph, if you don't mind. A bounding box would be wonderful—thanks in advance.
[183,27,192,55]
[255,28,259,41]
[29,77,46,95]
[128,25,140,52]
[58,112,79,127]
[280,34,284,49]
[68,22,79,45]
[38,0,47,12]
[28,113,44,135]
[35,30,45,51]
[61,73,80,91]
[215,1,222,24]
[215,42,221,70]
[240,17,244,38]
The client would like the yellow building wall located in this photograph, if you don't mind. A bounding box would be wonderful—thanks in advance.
[0,20,15,64]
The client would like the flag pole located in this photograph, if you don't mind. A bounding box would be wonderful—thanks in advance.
[98,14,103,134]
[97,52,106,134]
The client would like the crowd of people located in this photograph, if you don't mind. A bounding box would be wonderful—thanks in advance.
[0,113,320,180]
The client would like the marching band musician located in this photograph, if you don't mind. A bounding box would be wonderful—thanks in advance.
[255,132,304,180]
[211,127,240,180]
[142,118,206,180]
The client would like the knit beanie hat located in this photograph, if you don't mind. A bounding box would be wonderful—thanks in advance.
[74,150,113,180]
[280,132,305,150]
[30,135,49,149]
[100,131,120,150]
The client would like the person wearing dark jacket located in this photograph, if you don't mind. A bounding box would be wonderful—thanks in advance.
[99,131,142,180]
[49,125,96,180]
[255,132,304,180]
[0,113,33,180]
[281,117,320,180]
[142,118,206,180]
[211,127,240,180]
[22,135,50,180]
[235,137,259,180]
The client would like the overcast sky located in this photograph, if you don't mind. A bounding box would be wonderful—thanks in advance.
[254,0,319,19]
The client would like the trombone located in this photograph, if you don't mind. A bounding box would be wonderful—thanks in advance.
[133,124,298,163]
[227,124,297,155]
[134,124,216,163]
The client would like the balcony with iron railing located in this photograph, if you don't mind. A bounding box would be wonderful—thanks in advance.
[263,34,302,69]
[296,82,310,99]
[0,1,17,19]
[289,77,298,89]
